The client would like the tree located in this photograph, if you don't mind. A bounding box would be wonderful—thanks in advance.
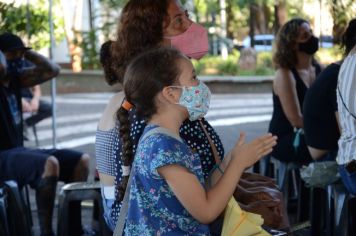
[59,0,85,72]
[0,0,64,50]
[327,0,355,44]
[273,0,287,34]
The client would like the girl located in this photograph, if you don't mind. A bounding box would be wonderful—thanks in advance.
[119,47,277,235]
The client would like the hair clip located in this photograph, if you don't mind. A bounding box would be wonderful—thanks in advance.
[122,100,133,111]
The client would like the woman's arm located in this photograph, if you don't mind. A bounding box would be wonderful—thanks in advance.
[158,133,277,224]
[19,50,60,88]
[274,68,303,128]
[27,85,41,111]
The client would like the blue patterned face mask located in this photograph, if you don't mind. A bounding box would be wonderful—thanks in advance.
[170,81,211,121]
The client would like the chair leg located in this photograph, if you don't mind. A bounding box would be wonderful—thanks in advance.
[23,185,33,227]
[32,125,39,147]
[349,197,356,236]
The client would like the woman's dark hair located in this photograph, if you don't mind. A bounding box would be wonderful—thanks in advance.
[273,18,309,69]
[116,47,184,201]
[341,18,356,56]
[99,40,118,85]
[111,0,170,84]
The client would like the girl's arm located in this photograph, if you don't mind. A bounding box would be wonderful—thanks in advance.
[274,68,303,128]
[158,133,277,224]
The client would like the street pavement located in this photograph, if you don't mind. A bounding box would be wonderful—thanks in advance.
[24,92,273,235]
[26,92,273,154]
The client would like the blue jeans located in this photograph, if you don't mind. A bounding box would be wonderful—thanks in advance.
[100,186,116,231]
[339,164,356,195]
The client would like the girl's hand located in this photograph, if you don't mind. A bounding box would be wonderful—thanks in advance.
[231,133,277,169]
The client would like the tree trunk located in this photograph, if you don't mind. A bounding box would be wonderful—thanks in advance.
[226,0,233,39]
[328,0,351,44]
[60,0,83,72]
[249,3,255,47]
[273,0,287,35]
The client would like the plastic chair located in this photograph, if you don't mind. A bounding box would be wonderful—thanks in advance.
[327,183,356,236]
[270,157,299,201]
[57,181,112,236]
[0,180,33,236]
[0,186,10,236]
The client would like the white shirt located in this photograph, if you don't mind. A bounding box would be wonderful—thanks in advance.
[336,53,356,165]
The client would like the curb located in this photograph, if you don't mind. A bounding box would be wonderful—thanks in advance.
[41,70,274,94]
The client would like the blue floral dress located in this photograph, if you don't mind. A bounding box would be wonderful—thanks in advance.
[125,125,211,235]
[110,109,225,225]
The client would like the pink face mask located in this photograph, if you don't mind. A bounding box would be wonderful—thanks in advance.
[166,22,209,60]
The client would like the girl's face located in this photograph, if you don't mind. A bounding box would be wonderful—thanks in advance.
[177,57,198,87]
[296,22,313,44]
[163,0,192,37]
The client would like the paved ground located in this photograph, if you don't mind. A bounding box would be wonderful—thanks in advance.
[23,92,309,235]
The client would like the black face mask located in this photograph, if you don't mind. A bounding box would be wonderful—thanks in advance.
[299,36,319,55]
[0,52,6,80]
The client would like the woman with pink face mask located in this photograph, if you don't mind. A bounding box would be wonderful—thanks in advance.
[95,0,289,233]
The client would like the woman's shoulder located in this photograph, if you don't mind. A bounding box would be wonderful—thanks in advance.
[274,68,295,92]
[275,68,293,80]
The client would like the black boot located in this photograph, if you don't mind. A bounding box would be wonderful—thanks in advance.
[35,176,58,236]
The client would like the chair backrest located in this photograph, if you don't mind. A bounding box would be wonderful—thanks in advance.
[0,186,10,236]
[0,181,33,236]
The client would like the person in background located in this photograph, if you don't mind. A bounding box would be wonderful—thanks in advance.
[303,18,356,161]
[0,32,90,236]
[336,19,356,196]
[95,0,290,232]
[268,18,322,164]
[95,40,124,230]
[21,85,52,137]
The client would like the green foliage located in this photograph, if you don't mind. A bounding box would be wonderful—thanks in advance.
[97,0,127,39]
[75,30,100,69]
[98,0,128,8]
[75,0,127,69]
[315,46,343,65]
[327,0,355,43]
[257,51,273,68]
[192,50,275,76]
[0,0,64,50]
[217,59,239,75]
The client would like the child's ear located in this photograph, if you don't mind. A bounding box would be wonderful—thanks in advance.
[162,87,180,104]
